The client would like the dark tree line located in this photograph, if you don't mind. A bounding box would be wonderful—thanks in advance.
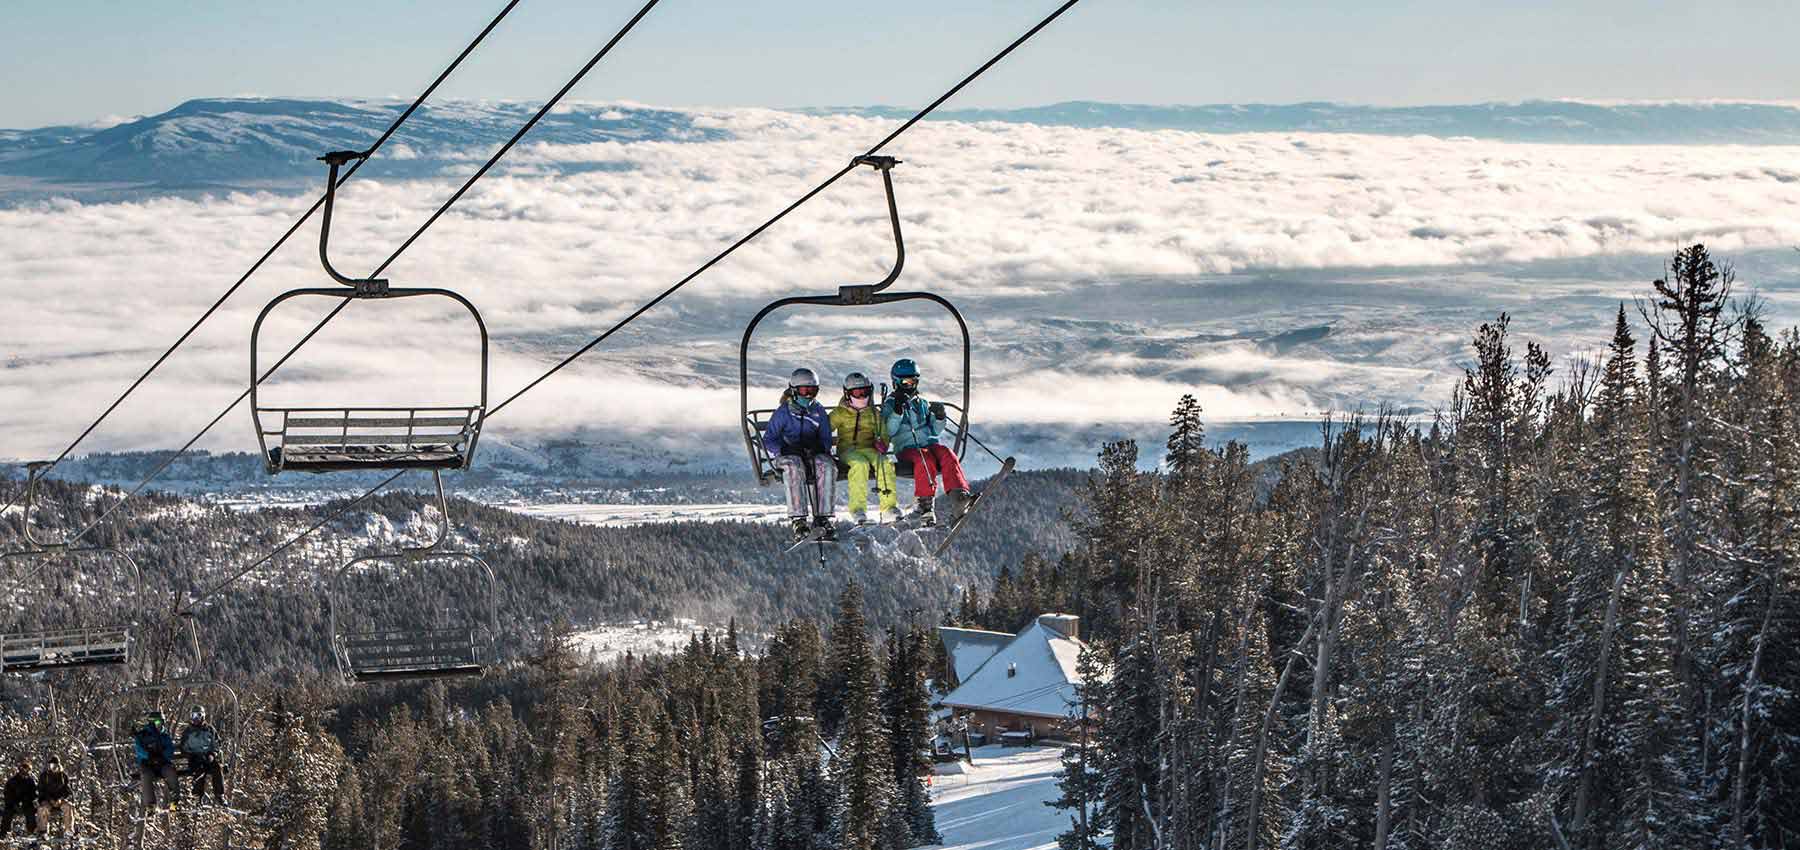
[990,245,1797,850]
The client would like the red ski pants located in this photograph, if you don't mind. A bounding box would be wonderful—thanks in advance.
[899,444,968,499]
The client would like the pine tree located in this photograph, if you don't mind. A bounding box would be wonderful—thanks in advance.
[882,624,939,845]
[1049,644,1108,850]
[1165,393,1208,480]
[827,584,894,850]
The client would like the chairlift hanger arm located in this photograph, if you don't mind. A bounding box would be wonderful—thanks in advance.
[317,151,387,294]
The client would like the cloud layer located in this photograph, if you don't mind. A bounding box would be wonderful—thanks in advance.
[3,107,1800,460]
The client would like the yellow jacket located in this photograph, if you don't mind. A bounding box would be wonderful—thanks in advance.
[829,401,888,453]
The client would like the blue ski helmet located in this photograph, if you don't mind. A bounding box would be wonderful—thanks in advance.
[890,359,920,381]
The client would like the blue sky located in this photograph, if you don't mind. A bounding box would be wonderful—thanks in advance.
[5,0,1798,129]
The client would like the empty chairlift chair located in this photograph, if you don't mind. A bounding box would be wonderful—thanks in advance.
[250,149,489,475]
[0,462,140,673]
[327,471,499,684]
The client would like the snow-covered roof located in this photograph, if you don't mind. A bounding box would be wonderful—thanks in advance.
[938,626,1014,684]
[941,620,1087,720]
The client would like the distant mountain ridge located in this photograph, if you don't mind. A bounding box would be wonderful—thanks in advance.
[0,97,726,195]
[4,97,1797,202]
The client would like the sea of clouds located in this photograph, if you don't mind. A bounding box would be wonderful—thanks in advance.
[3,107,1799,461]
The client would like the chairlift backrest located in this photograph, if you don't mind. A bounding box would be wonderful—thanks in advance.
[0,465,142,674]
[326,470,500,684]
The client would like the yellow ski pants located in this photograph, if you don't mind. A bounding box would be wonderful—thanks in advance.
[841,448,898,514]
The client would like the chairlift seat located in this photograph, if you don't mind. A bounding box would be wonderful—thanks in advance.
[0,627,131,672]
[338,627,485,682]
[258,407,481,473]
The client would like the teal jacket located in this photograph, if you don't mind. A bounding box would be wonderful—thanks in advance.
[882,395,944,453]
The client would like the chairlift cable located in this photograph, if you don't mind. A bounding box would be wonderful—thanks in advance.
[0,0,526,520]
[486,0,1086,418]
[57,0,663,544]
[32,0,1074,614]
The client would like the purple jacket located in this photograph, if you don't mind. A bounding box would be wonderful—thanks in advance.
[763,400,833,457]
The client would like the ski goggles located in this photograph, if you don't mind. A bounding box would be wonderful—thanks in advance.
[792,386,819,397]
[847,387,872,398]
[897,377,920,390]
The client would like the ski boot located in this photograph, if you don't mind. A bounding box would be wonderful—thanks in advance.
[813,517,838,542]
[911,502,936,527]
[882,506,905,525]
[790,517,812,543]
[946,488,975,521]
[854,511,873,527]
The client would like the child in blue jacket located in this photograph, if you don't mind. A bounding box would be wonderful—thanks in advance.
[883,358,971,525]
[762,368,838,542]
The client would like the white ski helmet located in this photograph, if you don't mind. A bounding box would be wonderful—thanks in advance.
[788,368,819,388]
[843,372,873,391]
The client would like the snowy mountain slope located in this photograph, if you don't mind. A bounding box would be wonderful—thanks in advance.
[0,97,725,189]
[929,745,1069,850]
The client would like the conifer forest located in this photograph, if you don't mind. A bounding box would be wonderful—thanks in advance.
[1,244,1796,850]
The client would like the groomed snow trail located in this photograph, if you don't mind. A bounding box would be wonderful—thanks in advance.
[926,744,1067,850]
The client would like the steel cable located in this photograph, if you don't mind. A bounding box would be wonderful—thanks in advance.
[64,0,664,544]
[487,0,1085,419]
[50,0,1079,612]
[0,0,525,519]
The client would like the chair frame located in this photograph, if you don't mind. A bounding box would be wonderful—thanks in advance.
[250,149,489,475]
[326,470,499,684]
[738,156,971,486]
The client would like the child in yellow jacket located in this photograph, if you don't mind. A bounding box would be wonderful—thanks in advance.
[829,372,900,525]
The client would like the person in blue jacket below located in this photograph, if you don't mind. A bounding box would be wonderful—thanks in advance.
[134,711,178,811]
[763,367,838,543]
[882,358,971,525]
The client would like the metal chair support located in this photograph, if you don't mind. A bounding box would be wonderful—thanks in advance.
[249,151,490,475]
[326,470,500,684]
[739,157,972,484]
[1,464,143,673]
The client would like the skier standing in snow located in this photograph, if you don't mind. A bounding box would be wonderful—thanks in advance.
[762,368,838,542]
[882,359,971,524]
[829,372,901,525]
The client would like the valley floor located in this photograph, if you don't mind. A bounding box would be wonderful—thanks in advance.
[928,744,1068,850]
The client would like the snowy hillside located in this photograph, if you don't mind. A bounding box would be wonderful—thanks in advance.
[0,98,724,189]
[929,745,1068,850]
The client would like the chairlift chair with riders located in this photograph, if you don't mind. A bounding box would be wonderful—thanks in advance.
[250,149,489,475]
[0,462,142,673]
[105,612,238,805]
[326,470,499,684]
[738,156,1013,523]
[109,679,239,807]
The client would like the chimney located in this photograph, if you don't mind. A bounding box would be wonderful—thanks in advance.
[1037,613,1079,640]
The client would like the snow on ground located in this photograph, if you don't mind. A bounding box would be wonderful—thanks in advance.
[927,744,1068,850]
[514,502,786,527]
[571,619,711,664]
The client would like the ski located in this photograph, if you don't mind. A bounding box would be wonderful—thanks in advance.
[931,457,1016,558]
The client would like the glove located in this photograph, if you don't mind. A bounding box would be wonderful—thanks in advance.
[928,402,946,420]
